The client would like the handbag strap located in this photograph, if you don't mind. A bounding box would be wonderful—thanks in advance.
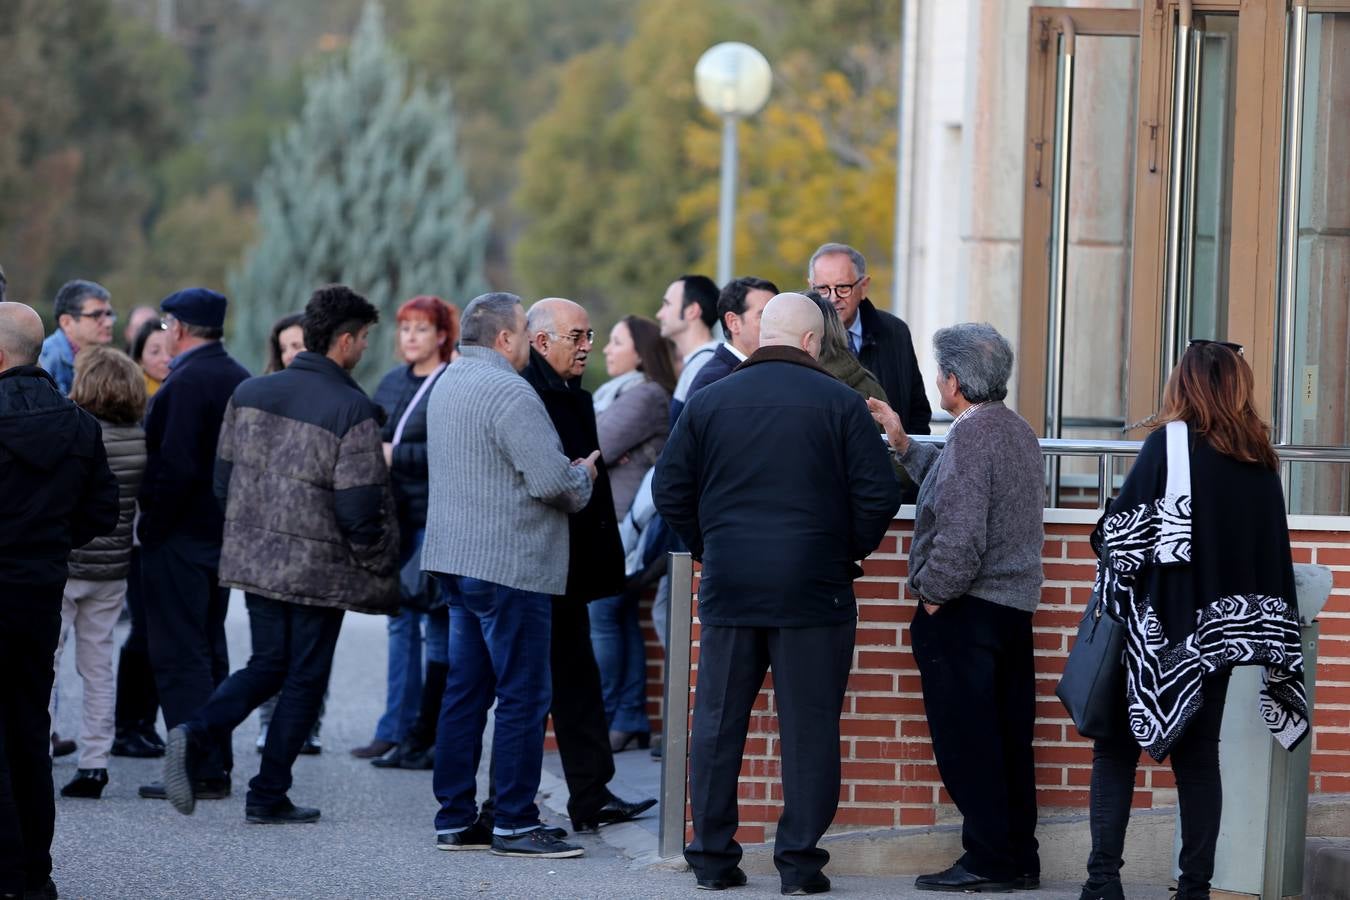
[392,364,446,447]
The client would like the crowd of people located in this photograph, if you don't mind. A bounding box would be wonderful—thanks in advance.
[0,237,1310,899]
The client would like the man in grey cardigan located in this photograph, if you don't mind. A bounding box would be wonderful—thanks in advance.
[422,292,598,860]
[869,323,1045,893]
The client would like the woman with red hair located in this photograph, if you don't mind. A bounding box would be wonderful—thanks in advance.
[352,296,460,765]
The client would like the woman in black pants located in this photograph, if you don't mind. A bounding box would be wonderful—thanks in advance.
[1080,340,1310,899]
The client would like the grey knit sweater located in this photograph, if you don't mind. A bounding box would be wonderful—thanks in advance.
[896,401,1044,611]
[421,345,593,595]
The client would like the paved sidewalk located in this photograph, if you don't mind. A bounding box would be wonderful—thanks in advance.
[46,597,1166,898]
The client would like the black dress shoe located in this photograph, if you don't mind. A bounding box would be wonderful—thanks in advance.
[781,873,830,895]
[350,738,396,759]
[371,742,433,770]
[245,798,320,824]
[570,795,658,833]
[60,768,108,799]
[1078,881,1124,900]
[50,733,76,758]
[112,731,164,759]
[695,867,747,891]
[915,863,1017,892]
[1015,873,1040,890]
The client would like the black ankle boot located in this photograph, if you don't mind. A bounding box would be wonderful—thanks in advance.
[61,768,108,799]
[1079,880,1125,900]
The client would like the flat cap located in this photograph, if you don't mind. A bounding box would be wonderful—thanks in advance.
[160,287,227,329]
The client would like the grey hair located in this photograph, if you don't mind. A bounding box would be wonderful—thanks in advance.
[526,302,555,336]
[54,279,111,320]
[807,243,867,283]
[933,323,1013,404]
[460,292,523,346]
[805,291,853,369]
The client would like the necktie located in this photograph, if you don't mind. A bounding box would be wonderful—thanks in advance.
[849,331,861,357]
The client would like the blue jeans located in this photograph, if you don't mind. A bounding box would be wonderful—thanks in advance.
[432,575,552,833]
[375,607,423,744]
[589,592,650,734]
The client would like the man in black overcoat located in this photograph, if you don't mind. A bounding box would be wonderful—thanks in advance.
[136,288,250,800]
[514,297,656,833]
[0,300,118,900]
[654,292,899,894]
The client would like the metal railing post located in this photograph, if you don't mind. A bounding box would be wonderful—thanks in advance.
[658,551,695,859]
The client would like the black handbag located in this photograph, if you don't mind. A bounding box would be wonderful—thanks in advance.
[1056,583,1128,740]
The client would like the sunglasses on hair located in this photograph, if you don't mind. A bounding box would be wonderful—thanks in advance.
[1188,338,1244,357]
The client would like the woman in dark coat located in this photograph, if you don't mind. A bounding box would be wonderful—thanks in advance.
[354,295,459,768]
[1079,340,1309,900]
[589,316,677,751]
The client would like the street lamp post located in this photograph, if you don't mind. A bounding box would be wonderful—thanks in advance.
[695,42,772,286]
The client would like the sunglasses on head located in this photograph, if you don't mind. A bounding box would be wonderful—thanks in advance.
[1188,338,1244,356]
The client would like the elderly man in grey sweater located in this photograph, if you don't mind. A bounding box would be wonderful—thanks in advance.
[421,292,599,860]
[869,323,1044,894]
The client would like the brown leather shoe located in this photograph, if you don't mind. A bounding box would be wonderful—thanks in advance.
[349,738,396,759]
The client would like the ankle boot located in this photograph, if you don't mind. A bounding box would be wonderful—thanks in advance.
[1079,880,1125,900]
[61,768,108,799]
[406,660,449,750]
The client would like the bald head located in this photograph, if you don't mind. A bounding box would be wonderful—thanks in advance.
[759,292,825,360]
[0,301,45,373]
[527,297,593,379]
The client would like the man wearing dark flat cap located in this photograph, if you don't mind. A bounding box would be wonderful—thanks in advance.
[136,287,250,803]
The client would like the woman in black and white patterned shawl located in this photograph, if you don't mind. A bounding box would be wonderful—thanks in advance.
[1080,341,1309,900]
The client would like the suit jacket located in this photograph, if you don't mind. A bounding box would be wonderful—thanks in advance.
[522,350,626,603]
[653,346,899,627]
[857,298,932,436]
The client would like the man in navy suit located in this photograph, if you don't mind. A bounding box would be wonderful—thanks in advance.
[686,276,778,400]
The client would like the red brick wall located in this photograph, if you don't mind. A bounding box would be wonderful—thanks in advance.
[652,517,1350,844]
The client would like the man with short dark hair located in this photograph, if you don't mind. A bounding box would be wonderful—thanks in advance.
[163,284,398,825]
[687,276,778,399]
[0,300,118,900]
[519,298,656,833]
[136,287,250,803]
[38,280,115,395]
[423,292,598,859]
[656,273,720,423]
[808,243,931,436]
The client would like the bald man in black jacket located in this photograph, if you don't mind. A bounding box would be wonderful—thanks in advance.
[655,292,898,895]
[0,301,117,900]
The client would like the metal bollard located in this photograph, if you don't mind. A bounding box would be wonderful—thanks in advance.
[659,552,695,859]
[1184,564,1331,898]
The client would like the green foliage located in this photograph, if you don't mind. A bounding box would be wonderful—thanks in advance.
[0,0,190,314]
[229,2,489,385]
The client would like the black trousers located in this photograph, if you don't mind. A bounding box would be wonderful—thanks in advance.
[189,594,343,808]
[115,546,160,734]
[0,580,63,896]
[1087,672,1231,899]
[910,595,1039,881]
[483,599,616,824]
[140,536,232,781]
[685,621,855,887]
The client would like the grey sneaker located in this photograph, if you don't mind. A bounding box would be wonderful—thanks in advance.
[436,822,492,851]
[490,828,584,859]
[163,725,195,816]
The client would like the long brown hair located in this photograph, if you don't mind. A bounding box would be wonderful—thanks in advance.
[623,315,678,395]
[70,345,147,425]
[1156,342,1277,470]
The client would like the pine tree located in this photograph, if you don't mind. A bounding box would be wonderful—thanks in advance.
[229,1,488,384]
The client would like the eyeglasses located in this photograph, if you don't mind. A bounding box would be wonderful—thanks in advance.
[809,276,865,300]
[549,329,594,346]
[1188,338,1244,357]
[73,308,117,322]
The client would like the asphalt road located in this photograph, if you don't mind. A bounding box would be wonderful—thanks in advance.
[47,598,1163,899]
